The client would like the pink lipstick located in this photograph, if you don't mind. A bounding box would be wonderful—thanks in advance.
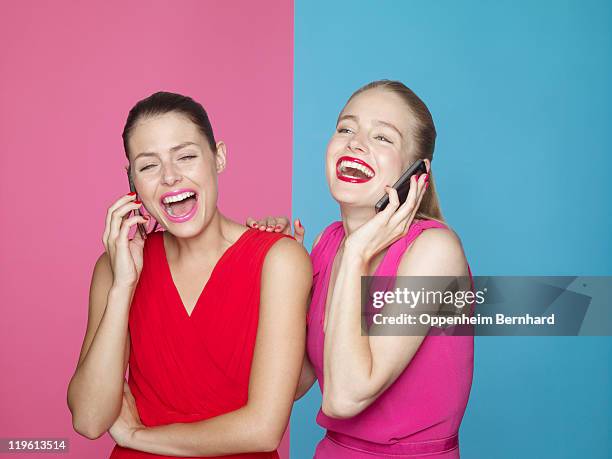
[160,188,199,223]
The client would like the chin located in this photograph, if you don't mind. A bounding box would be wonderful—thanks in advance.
[164,222,205,239]
[157,208,208,239]
[330,185,375,208]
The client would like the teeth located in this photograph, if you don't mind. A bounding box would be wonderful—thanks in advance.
[162,191,195,204]
[338,160,374,178]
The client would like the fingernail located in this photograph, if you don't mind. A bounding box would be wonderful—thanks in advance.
[276,225,282,230]
[127,192,136,196]
[425,182,429,190]
[296,219,301,226]
[143,215,150,220]
[134,200,142,205]
[423,174,429,183]
[251,222,258,228]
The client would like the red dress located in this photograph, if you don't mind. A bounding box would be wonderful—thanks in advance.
[110,228,288,459]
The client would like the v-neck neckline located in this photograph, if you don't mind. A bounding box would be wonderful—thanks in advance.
[159,228,252,319]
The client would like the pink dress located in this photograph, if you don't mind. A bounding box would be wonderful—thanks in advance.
[306,219,474,458]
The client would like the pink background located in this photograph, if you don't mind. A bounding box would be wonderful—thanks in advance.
[0,1,293,458]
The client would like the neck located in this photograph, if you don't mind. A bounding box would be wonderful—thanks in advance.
[165,207,238,262]
[340,204,377,236]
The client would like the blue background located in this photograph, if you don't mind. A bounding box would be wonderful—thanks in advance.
[291,1,612,457]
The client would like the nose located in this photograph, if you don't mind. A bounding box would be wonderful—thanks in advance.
[347,131,368,155]
[160,161,182,187]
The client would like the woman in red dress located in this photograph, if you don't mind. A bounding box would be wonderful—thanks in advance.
[67,92,312,458]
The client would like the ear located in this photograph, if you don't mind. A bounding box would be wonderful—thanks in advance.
[214,141,227,174]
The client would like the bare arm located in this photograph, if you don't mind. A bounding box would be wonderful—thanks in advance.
[67,192,146,439]
[322,228,468,419]
[67,252,132,439]
[123,238,312,456]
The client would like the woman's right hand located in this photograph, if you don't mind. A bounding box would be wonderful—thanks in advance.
[102,193,149,288]
[245,216,305,244]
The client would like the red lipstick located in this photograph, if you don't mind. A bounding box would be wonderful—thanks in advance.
[336,156,376,183]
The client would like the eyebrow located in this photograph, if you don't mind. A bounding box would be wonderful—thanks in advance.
[338,115,403,139]
[133,142,200,161]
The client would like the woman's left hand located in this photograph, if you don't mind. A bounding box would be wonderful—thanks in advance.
[109,381,145,448]
[344,173,429,262]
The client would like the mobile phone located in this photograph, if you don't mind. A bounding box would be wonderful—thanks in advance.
[126,167,148,240]
[375,159,427,213]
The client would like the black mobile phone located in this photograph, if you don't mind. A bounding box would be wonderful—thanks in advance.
[375,159,427,213]
[126,167,148,240]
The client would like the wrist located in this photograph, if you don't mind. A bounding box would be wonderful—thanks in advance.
[110,278,136,291]
[108,283,136,305]
[341,246,369,269]
[128,426,146,450]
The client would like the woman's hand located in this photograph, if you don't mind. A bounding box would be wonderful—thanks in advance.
[109,381,144,448]
[246,216,305,244]
[102,193,149,288]
[344,174,429,263]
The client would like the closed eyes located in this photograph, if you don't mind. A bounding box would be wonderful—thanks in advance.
[374,135,392,143]
[337,127,393,144]
[139,155,197,172]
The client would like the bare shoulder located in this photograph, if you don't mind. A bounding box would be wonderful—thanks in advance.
[263,237,312,278]
[399,225,468,276]
[260,237,312,315]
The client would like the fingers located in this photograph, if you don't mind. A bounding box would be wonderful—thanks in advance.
[107,201,146,251]
[399,174,420,215]
[103,193,139,251]
[408,173,429,222]
[390,173,428,233]
[250,215,290,232]
[131,219,148,246]
[118,215,149,247]
[264,216,277,232]
[294,218,305,244]
[378,185,401,223]
[249,215,299,237]
[274,217,290,233]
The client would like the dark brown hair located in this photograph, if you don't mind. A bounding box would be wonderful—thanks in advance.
[122,91,216,158]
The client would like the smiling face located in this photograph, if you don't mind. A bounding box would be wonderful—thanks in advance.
[326,88,418,208]
[127,111,224,238]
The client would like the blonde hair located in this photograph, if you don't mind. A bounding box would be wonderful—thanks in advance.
[346,80,444,223]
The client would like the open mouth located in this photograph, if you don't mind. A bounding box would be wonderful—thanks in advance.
[160,189,199,223]
[336,156,375,183]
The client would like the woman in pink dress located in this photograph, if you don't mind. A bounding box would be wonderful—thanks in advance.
[252,80,473,458]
